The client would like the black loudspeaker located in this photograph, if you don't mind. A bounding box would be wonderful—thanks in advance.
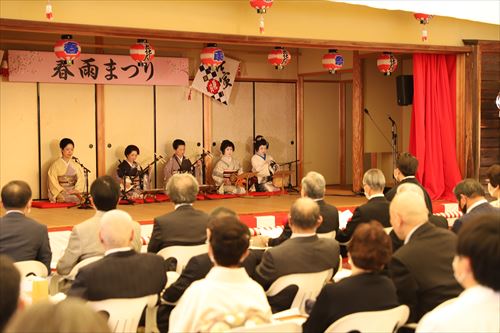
[396,75,414,106]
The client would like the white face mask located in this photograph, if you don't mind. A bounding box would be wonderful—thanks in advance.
[488,182,499,197]
[452,256,467,286]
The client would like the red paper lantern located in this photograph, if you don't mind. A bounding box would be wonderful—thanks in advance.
[200,43,224,68]
[45,1,53,21]
[250,0,274,34]
[322,49,344,74]
[414,13,433,42]
[377,52,398,76]
[268,47,291,70]
[130,39,155,67]
[54,35,81,66]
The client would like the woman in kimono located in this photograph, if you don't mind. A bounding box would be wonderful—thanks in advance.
[251,136,280,192]
[47,138,84,203]
[116,145,150,199]
[164,139,201,186]
[212,140,245,194]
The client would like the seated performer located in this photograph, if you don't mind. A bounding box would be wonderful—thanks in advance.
[116,145,151,199]
[251,136,280,192]
[212,140,245,194]
[47,138,84,203]
[164,139,201,185]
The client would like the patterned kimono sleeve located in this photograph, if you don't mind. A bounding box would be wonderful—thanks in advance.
[47,160,65,201]
[212,159,226,186]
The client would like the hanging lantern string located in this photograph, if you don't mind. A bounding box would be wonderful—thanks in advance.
[259,14,265,34]
[46,0,54,21]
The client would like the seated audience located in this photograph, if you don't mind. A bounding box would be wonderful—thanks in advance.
[303,222,399,333]
[486,164,500,207]
[5,298,110,333]
[452,178,499,233]
[56,176,142,275]
[389,191,462,322]
[253,197,340,313]
[417,213,500,332]
[269,171,339,246]
[68,209,166,300]
[0,181,52,272]
[148,173,209,253]
[385,152,433,213]
[0,255,21,332]
[168,216,272,332]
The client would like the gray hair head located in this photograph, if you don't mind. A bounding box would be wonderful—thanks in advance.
[301,171,326,199]
[166,173,199,204]
[362,169,386,191]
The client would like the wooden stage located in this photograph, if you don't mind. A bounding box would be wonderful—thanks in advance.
[23,192,367,228]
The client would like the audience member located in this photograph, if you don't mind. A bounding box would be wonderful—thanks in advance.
[68,210,166,300]
[0,181,52,272]
[303,222,398,333]
[0,255,21,332]
[5,298,110,333]
[56,176,142,275]
[451,178,499,233]
[253,197,340,313]
[486,164,500,207]
[388,191,462,322]
[385,152,433,213]
[168,216,271,332]
[148,173,209,253]
[269,171,339,246]
[417,213,500,332]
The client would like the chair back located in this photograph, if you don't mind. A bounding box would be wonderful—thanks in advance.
[157,244,208,273]
[325,304,410,333]
[65,256,104,280]
[228,321,302,332]
[317,231,336,239]
[384,227,393,234]
[266,269,333,312]
[88,294,158,333]
[14,260,48,277]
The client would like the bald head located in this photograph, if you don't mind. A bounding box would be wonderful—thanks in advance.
[390,191,429,240]
[290,197,321,232]
[99,210,134,250]
[397,182,425,199]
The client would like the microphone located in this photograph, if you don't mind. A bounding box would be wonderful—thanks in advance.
[387,114,396,125]
[364,108,369,114]
[72,156,80,163]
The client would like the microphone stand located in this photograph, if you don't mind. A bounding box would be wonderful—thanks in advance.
[192,149,211,184]
[388,116,399,181]
[279,160,300,193]
[71,157,92,209]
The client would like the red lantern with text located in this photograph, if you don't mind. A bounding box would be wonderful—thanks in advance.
[200,44,224,68]
[268,47,291,70]
[250,0,274,34]
[414,13,433,42]
[322,49,344,74]
[54,35,81,66]
[130,39,155,67]
[377,52,398,76]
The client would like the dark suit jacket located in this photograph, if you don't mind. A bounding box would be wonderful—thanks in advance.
[302,272,399,333]
[0,212,52,272]
[163,250,262,303]
[268,199,339,247]
[68,250,166,300]
[451,202,499,233]
[147,205,209,253]
[385,177,433,213]
[337,196,390,243]
[388,223,462,322]
[391,215,450,253]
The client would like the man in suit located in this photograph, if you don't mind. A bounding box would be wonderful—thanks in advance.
[268,171,339,246]
[253,197,340,312]
[56,176,142,275]
[388,191,462,323]
[452,178,500,233]
[68,209,166,300]
[148,173,209,253]
[385,152,433,213]
[0,181,52,272]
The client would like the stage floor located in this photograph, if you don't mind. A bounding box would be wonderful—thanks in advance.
[22,192,367,228]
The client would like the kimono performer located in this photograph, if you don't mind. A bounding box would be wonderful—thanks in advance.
[163,139,201,186]
[212,140,245,194]
[251,136,280,192]
[47,138,84,203]
[117,145,151,199]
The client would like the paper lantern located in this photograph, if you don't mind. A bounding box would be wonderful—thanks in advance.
[200,44,224,68]
[322,49,344,74]
[414,13,433,42]
[249,0,274,34]
[129,39,155,67]
[267,47,291,70]
[377,52,398,76]
[45,1,53,21]
[54,35,81,66]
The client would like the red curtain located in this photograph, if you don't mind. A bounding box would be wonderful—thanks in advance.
[409,54,462,201]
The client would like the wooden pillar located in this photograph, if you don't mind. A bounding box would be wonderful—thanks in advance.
[455,54,466,178]
[339,82,346,185]
[203,95,213,184]
[352,51,364,192]
[95,37,106,177]
[297,76,304,185]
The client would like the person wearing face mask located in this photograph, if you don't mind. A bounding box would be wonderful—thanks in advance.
[251,136,280,192]
[451,179,499,233]
[417,213,500,332]
[486,164,500,208]
[212,140,245,194]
